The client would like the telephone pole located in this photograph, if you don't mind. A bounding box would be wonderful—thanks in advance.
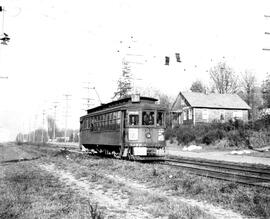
[63,94,71,143]
[41,110,45,144]
[52,102,59,141]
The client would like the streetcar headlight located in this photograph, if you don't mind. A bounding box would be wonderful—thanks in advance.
[145,132,151,138]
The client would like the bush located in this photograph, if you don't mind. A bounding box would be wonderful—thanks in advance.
[180,131,196,145]
[227,130,244,147]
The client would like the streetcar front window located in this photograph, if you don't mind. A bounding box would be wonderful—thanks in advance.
[157,111,164,126]
[129,114,139,125]
[128,111,139,126]
[142,111,155,125]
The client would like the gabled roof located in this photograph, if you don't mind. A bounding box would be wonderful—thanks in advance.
[180,92,251,109]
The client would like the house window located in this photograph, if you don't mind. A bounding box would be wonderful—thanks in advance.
[220,110,225,121]
[188,109,192,120]
[233,111,243,119]
[202,109,208,120]
[183,110,187,120]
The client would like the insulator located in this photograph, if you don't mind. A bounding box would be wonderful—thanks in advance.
[175,53,181,62]
[165,56,170,65]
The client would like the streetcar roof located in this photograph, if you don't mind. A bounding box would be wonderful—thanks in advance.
[83,96,162,115]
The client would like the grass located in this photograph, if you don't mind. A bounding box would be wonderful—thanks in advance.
[59,155,270,218]
[0,161,103,219]
[10,143,270,218]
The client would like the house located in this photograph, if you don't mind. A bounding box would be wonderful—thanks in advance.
[171,92,251,126]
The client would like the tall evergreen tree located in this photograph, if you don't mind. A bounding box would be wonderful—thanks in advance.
[113,60,132,100]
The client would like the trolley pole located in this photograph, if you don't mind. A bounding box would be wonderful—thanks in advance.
[83,82,94,110]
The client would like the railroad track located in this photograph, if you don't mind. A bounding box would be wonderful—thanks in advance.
[164,156,270,188]
[15,143,270,188]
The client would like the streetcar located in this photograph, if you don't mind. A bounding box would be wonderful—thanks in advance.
[79,94,166,160]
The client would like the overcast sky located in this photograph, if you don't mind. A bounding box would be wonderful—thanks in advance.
[0,0,270,141]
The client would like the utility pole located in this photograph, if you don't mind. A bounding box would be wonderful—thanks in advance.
[33,114,37,143]
[63,94,71,143]
[52,102,59,141]
[41,110,45,144]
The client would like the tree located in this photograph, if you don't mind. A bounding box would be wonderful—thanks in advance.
[209,61,238,94]
[190,80,207,93]
[240,71,262,120]
[241,71,256,106]
[261,73,270,108]
[113,60,132,100]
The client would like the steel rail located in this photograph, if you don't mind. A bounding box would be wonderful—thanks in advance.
[164,157,270,188]
[166,157,270,175]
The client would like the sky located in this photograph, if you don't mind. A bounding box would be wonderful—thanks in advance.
[0,0,270,141]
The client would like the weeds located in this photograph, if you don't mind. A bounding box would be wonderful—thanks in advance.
[0,162,106,219]
[87,201,103,219]
[8,143,270,218]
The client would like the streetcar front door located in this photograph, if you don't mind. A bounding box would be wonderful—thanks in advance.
[120,110,126,156]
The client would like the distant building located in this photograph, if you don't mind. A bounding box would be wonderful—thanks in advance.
[171,92,251,126]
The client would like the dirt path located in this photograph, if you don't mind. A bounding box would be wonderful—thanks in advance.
[40,163,152,219]
[104,173,244,219]
[40,162,244,219]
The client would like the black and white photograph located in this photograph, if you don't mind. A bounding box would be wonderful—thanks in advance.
[1,0,270,218]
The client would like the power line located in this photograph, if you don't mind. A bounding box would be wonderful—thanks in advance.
[263,15,270,51]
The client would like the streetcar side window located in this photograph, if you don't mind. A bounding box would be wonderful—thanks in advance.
[93,116,97,131]
[105,113,109,128]
[80,119,83,131]
[157,111,164,126]
[129,114,139,125]
[86,118,89,129]
[116,111,121,125]
[90,117,94,131]
[84,119,87,129]
[142,111,155,125]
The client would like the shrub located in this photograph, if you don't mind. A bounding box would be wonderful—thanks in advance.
[227,130,244,147]
[164,127,176,140]
[202,129,226,145]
